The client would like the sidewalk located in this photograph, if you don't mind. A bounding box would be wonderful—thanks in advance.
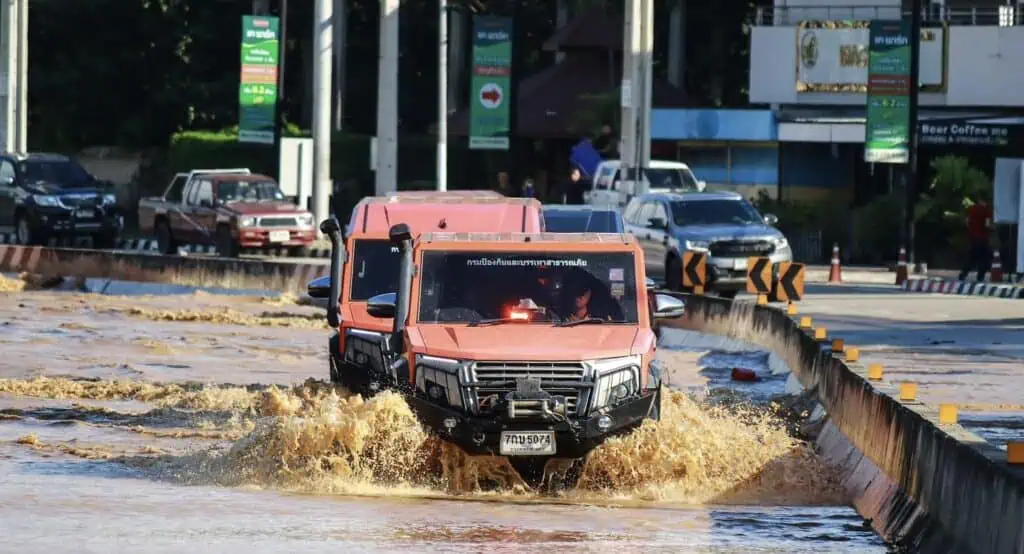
[803,264,960,285]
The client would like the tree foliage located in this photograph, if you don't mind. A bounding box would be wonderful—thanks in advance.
[27,0,754,151]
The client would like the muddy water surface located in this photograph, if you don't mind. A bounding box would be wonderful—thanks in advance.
[0,286,887,552]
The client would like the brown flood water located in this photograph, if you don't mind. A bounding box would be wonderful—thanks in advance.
[0,281,888,552]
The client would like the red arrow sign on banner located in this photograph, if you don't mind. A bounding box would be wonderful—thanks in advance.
[481,88,501,104]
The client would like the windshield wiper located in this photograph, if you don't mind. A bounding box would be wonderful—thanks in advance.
[467,318,530,327]
[555,317,609,327]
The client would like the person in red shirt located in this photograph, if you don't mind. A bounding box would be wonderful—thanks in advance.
[958,195,993,281]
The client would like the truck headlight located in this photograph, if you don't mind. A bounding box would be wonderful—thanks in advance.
[587,355,641,412]
[102,193,116,205]
[33,195,62,207]
[297,214,315,227]
[238,216,257,228]
[414,354,465,409]
[684,240,710,251]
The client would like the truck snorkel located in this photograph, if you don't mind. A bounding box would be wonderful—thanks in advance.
[320,216,346,328]
[389,223,414,337]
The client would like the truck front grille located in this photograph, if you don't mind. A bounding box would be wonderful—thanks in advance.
[60,195,100,208]
[470,361,587,415]
[709,239,775,257]
[258,216,298,227]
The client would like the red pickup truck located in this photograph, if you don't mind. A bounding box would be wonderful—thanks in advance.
[138,169,317,257]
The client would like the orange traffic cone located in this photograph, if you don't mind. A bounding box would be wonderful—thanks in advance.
[895,246,908,286]
[828,243,842,284]
[991,250,1004,282]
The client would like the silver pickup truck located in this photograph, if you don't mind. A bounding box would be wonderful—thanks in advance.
[622,190,792,298]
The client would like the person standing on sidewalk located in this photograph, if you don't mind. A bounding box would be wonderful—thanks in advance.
[958,195,994,281]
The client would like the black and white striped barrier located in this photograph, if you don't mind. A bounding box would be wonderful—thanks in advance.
[901,277,1024,299]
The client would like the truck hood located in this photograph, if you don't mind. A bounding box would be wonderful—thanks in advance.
[673,223,783,241]
[25,182,105,196]
[223,201,307,215]
[408,325,642,361]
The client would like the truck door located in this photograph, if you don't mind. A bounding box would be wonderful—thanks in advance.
[0,159,16,226]
[188,179,218,245]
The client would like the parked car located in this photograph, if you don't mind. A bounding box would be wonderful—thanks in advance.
[137,168,317,257]
[0,152,123,247]
[584,159,706,210]
[542,204,625,233]
[623,191,792,298]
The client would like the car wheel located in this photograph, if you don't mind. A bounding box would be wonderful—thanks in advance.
[15,214,41,246]
[155,220,176,254]
[215,225,239,258]
[666,255,682,291]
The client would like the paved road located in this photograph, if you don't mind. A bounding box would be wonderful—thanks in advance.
[785,283,1024,447]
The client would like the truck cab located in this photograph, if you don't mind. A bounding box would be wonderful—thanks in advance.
[309,195,545,395]
[359,228,686,484]
[585,159,706,210]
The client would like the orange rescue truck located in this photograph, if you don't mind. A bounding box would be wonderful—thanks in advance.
[308,195,544,395]
[338,225,686,483]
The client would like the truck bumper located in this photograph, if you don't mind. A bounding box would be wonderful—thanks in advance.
[29,207,122,237]
[238,228,316,249]
[406,387,660,459]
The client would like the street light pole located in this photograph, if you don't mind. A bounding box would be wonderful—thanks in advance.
[906,0,922,271]
[437,0,448,191]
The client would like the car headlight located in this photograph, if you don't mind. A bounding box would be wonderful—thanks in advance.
[684,239,710,251]
[587,355,641,412]
[297,213,315,227]
[774,236,789,249]
[33,195,62,207]
[238,217,257,228]
[102,193,116,205]
[414,354,465,409]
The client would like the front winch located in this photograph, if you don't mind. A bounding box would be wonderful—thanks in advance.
[505,377,569,421]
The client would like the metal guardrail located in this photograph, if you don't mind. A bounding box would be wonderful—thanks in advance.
[754,5,1023,26]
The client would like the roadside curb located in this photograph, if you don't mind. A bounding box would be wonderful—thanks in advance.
[664,296,1024,554]
[901,277,1024,299]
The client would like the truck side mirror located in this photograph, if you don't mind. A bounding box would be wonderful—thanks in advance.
[653,293,685,319]
[763,213,779,225]
[366,292,397,318]
[306,276,330,299]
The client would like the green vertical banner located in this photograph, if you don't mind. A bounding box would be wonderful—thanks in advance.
[469,16,512,150]
[864,20,912,164]
[238,15,280,145]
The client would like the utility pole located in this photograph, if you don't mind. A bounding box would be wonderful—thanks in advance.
[437,0,448,191]
[15,0,26,151]
[906,0,922,272]
[375,0,400,195]
[620,0,653,190]
[333,0,347,131]
[271,0,288,183]
[2,0,16,152]
[312,0,333,229]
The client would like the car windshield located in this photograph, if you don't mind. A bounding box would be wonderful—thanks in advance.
[670,199,764,226]
[417,251,639,324]
[349,239,401,301]
[217,180,285,202]
[19,160,93,187]
[543,209,620,232]
[642,168,700,190]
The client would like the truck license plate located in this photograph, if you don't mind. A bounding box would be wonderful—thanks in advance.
[733,258,747,270]
[268,230,290,242]
[75,209,94,219]
[499,431,555,456]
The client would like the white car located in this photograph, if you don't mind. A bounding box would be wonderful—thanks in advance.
[584,159,706,210]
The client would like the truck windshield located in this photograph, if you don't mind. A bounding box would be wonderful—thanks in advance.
[217,180,285,202]
[349,239,401,301]
[417,251,638,324]
[19,159,93,187]
[670,199,763,226]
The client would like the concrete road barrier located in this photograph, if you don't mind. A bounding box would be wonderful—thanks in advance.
[662,295,1024,554]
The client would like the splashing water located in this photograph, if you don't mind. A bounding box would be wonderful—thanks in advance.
[1,376,845,505]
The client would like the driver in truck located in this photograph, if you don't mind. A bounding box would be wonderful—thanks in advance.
[354,225,687,486]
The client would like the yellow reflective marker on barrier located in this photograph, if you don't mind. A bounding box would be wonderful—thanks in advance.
[757,294,768,305]
[787,303,798,316]
[845,348,860,362]
[814,327,827,340]
[939,404,958,425]
[799,316,812,329]
[868,364,884,380]
[1009,443,1024,465]
[899,382,917,401]
[831,338,845,353]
